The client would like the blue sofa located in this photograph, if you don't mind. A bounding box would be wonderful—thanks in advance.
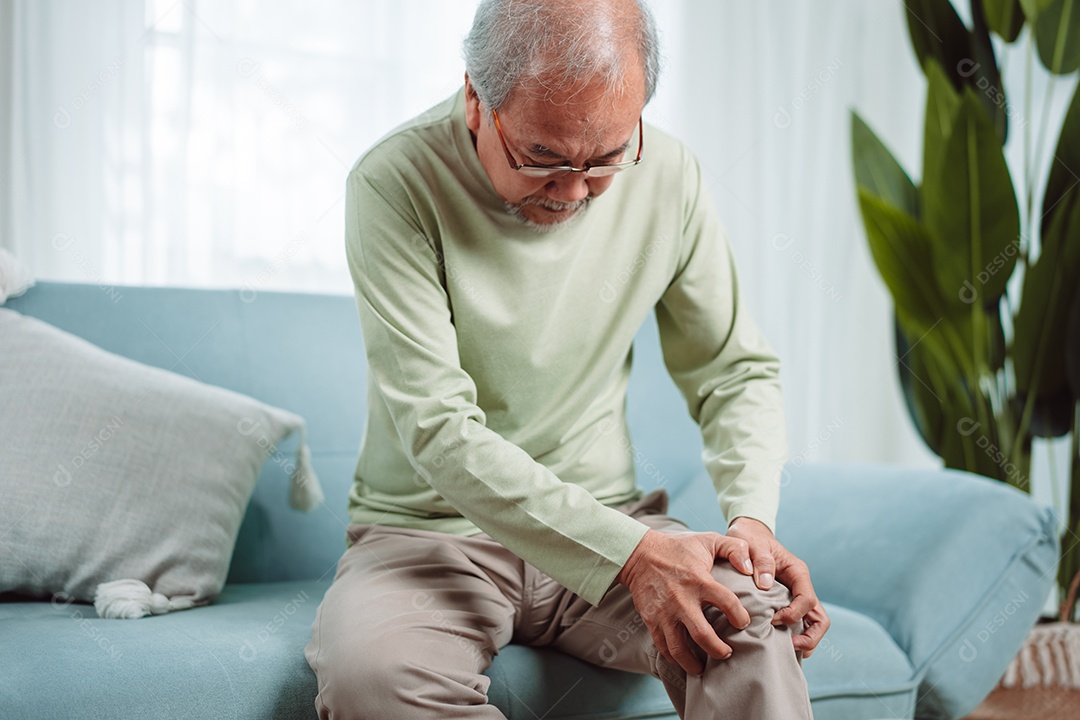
[0,280,1059,720]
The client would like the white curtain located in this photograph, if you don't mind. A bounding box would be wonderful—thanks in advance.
[2,0,480,292]
[7,0,1039,474]
[647,2,936,471]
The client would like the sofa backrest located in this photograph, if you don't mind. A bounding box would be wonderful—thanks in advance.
[6,281,703,583]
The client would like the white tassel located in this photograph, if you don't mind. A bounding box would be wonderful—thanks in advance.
[1020,641,1040,688]
[289,425,324,512]
[1002,624,1080,690]
[0,248,35,304]
[1036,633,1054,687]
[93,579,196,619]
[1068,625,1080,688]
[1050,628,1069,687]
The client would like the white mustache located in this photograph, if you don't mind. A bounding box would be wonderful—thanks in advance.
[517,196,591,212]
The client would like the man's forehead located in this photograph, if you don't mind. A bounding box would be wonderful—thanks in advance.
[501,97,639,159]
[520,126,633,164]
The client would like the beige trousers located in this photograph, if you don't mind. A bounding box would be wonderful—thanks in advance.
[304,490,814,719]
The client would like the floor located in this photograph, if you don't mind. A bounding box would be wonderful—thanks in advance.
[962,687,1080,719]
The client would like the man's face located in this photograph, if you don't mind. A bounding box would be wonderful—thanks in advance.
[465,68,646,230]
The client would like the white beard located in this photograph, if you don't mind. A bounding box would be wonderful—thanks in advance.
[504,196,592,232]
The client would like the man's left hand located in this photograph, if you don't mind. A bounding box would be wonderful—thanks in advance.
[725,517,830,658]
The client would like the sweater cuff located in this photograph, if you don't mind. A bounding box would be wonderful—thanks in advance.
[576,514,650,606]
[723,504,778,536]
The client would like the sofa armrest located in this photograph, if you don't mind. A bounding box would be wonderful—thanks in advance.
[779,464,1057,719]
[668,462,1059,719]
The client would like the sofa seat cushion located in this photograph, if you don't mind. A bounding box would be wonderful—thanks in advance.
[801,604,917,720]
[2,577,911,720]
[0,579,330,720]
[482,602,915,720]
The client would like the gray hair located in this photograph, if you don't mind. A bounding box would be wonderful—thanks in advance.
[462,0,661,112]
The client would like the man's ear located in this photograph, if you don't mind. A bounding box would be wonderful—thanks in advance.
[464,73,482,134]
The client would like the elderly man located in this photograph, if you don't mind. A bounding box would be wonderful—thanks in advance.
[304,0,828,717]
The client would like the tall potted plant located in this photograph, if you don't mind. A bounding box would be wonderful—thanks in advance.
[851,0,1080,652]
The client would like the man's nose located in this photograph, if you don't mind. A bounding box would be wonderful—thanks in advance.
[546,172,591,203]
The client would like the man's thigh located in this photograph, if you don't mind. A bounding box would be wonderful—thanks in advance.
[304,525,519,718]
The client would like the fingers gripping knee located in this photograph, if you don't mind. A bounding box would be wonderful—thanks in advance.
[707,561,801,637]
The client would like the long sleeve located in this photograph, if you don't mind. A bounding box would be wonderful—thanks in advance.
[655,156,789,534]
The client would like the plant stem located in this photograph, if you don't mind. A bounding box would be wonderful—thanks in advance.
[965,305,998,470]
[1024,26,1034,253]
[1032,73,1059,248]
[1014,371,1040,469]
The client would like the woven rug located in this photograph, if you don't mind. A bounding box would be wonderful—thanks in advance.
[963,622,1080,719]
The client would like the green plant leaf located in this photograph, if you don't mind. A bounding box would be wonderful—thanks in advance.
[858,192,991,472]
[1014,194,1080,419]
[923,89,1021,306]
[858,191,975,371]
[971,0,1011,142]
[905,0,976,90]
[988,301,1007,372]
[924,59,963,195]
[1035,0,1080,74]
[894,315,967,463]
[896,317,1012,479]
[895,316,943,453]
[983,0,1027,41]
[857,190,947,330]
[1020,0,1057,20]
[851,112,920,218]
[1042,80,1080,225]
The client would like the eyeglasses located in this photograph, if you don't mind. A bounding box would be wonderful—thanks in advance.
[491,107,644,179]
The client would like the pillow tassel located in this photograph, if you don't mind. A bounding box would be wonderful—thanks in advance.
[0,248,35,304]
[289,425,324,512]
[93,579,197,619]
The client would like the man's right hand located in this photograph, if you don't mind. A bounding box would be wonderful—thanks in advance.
[616,529,755,676]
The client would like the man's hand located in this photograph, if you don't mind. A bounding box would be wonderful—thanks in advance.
[726,516,830,658]
[616,529,756,676]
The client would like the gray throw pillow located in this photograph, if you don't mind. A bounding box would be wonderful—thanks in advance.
[0,309,324,618]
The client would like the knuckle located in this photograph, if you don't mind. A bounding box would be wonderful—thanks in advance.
[685,624,710,645]
[717,591,740,610]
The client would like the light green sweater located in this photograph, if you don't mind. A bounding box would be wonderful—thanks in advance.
[345,89,788,606]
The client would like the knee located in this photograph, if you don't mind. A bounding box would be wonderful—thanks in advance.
[307,630,411,719]
[308,631,490,719]
[710,561,794,625]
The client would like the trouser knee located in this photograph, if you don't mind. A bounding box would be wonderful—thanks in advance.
[709,561,797,631]
[310,633,492,719]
